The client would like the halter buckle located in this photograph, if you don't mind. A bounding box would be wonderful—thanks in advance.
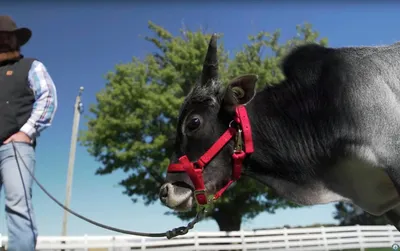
[194,189,206,197]
[234,128,243,153]
[194,189,207,205]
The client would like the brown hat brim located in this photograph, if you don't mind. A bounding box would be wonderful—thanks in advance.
[14,27,31,46]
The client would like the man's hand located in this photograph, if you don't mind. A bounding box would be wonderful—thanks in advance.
[3,131,31,144]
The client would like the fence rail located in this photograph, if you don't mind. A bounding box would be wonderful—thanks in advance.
[1,225,399,250]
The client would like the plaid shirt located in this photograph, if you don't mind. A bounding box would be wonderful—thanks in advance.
[19,60,58,139]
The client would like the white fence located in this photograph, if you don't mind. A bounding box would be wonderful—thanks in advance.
[1,225,399,250]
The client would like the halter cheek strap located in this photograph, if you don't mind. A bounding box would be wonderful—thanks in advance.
[167,105,254,205]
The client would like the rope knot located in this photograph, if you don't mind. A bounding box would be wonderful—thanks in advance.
[166,227,188,239]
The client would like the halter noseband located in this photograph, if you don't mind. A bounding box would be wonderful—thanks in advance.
[167,105,254,205]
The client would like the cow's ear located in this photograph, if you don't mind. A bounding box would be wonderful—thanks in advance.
[223,74,258,109]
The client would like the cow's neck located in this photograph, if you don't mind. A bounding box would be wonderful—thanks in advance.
[242,81,330,185]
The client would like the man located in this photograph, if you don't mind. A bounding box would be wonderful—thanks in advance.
[0,16,58,251]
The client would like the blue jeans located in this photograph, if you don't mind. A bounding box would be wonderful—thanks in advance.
[0,142,37,251]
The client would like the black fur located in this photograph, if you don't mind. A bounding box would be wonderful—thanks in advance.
[162,39,400,229]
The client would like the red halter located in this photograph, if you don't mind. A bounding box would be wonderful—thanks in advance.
[167,105,254,205]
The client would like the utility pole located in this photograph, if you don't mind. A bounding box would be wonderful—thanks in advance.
[61,86,84,237]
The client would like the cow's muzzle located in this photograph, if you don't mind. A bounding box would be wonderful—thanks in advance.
[159,182,194,211]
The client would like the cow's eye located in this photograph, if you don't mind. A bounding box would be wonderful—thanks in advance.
[186,117,201,131]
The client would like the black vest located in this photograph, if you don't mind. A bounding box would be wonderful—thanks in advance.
[0,56,35,143]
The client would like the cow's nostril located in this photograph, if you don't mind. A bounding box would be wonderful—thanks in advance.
[159,184,169,201]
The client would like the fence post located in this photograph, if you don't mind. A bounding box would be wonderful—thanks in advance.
[141,237,146,250]
[240,229,247,251]
[320,226,328,250]
[110,236,115,251]
[356,225,365,251]
[283,227,289,251]
[83,234,88,251]
[194,231,199,251]
[388,224,396,246]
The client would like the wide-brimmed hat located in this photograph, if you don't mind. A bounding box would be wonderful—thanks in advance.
[0,16,31,46]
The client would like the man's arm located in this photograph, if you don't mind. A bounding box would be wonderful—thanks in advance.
[19,60,58,139]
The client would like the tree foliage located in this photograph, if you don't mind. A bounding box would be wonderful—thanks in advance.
[80,21,328,231]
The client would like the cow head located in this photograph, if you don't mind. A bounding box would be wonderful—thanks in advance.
[159,34,258,212]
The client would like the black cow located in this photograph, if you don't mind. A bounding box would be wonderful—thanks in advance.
[159,34,400,230]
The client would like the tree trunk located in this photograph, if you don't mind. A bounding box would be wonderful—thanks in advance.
[212,211,243,251]
[213,210,242,231]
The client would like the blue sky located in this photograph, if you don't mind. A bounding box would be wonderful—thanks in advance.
[2,2,400,236]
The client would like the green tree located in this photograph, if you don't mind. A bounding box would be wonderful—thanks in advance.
[333,202,391,226]
[79,21,328,231]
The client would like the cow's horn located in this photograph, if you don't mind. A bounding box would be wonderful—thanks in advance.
[200,33,218,86]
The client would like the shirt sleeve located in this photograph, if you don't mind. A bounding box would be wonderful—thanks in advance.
[19,60,58,139]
